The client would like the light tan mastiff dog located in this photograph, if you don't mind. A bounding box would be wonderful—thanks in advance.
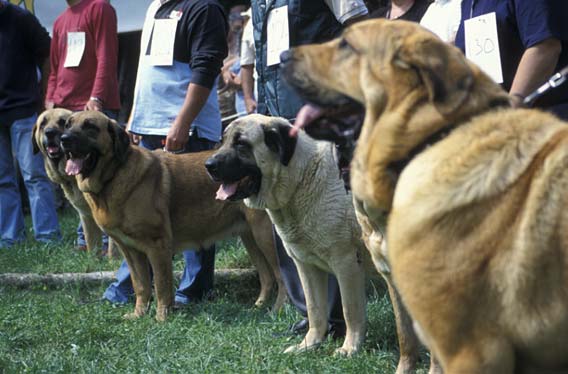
[32,108,118,257]
[282,18,568,374]
[206,114,375,356]
[59,111,286,321]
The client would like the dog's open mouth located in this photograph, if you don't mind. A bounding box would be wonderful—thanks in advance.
[45,144,63,159]
[215,172,261,201]
[298,101,365,145]
[65,151,98,177]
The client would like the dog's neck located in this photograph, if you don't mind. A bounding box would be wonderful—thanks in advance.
[77,149,131,195]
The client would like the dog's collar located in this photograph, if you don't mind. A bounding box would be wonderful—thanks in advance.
[387,98,511,177]
[387,125,454,176]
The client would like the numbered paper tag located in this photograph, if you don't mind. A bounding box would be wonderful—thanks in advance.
[150,18,178,66]
[64,32,86,68]
[464,12,503,83]
[266,5,289,67]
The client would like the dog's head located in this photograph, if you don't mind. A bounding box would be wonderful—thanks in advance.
[32,108,73,164]
[205,114,297,209]
[60,111,130,189]
[282,19,509,212]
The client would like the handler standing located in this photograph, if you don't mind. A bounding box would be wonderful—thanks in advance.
[103,0,228,305]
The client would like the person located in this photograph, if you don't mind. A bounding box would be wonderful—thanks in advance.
[370,0,432,20]
[46,0,121,253]
[250,0,368,336]
[420,0,462,43]
[454,0,568,119]
[102,0,228,306]
[0,1,61,247]
[240,8,257,114]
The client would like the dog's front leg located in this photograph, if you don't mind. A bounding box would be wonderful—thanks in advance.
[121,247,152,319]
[147,249,174,322]
[80,214,103,252]
[284,260,328,354]
[332,253,367,357]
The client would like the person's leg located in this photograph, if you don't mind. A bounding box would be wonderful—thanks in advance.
[102,259,135,303]
[0,124,25,247]
[12,114,60,243]
[175,134,218,305]
[175,246,216,304]
[76,223,87,250]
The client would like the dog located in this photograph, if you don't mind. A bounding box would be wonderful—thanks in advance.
[206,114,375,356]
[59,110,286,321]
[282,18,568,373]
[32,108,119,257]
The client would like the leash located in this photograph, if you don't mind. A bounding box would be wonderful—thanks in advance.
[523,65,568,108]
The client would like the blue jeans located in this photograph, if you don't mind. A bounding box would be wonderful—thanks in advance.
[103,133,217,304]
[0,113,61,247]
[76,110,117,249]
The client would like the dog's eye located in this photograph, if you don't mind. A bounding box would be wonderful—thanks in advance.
[64,120,72,129]
[235,141,250,154]
[339,38,351,50]
[39,118,47,129]
[82,120,100,134]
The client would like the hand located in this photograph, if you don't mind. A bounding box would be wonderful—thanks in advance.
[85,99,103,111]
[509,93,525,108]
[126,130,141,145]
[245,97,257,114]
[223,71,240,89]
[165,121,190,152]
[45,101,55,110]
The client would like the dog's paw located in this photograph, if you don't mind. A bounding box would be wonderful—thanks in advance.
[283,340,321,354]
[123,311,143,320]
[334,345,359,357]
[155,306,171,322]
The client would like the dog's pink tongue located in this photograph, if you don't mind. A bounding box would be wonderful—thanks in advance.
[65,158,84,176]
[216,182,238,201]
[290,104,324,136]
[47,146,59,154]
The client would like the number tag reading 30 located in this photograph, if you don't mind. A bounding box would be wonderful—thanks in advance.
[464,12,503,84]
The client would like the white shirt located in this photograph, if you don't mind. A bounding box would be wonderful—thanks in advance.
[420,0,462,43]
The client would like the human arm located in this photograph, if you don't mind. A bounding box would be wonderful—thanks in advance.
[25,11,51,110]
[165,2,228,151]
[45,22,59,109]
[241,64,257,113]
[87,1,119,111]
[509,38,561,107]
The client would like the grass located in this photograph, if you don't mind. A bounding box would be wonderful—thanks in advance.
[0,209,431,373]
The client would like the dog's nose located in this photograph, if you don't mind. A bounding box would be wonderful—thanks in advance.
[205,157,218,174]
[45,127,58,138]
[60,133,75,148]
[280,50,293,64]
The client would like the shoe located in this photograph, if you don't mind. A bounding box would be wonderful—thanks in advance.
[272,317,309,338]
[289,318,309,335]
[328,321,346,340]
[173,301,189,311]
[74,244,88,252]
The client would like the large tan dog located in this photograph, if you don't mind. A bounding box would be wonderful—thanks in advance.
[59,111,286,321]
[32,108,118,257]
[206,114,373,356]
[282,19,568,373]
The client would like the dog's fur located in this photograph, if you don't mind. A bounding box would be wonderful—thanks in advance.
[207,114,375,356]
[32,108,118,257]
[60,111,286,321]
[283,18,568,373]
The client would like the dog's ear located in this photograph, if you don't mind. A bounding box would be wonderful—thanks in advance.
[263,119,297,166]
[395,33,474,116]
[31,120,40,154]
[107,119,130,164]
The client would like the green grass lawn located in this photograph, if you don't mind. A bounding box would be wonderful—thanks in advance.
[0,209,431,373]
